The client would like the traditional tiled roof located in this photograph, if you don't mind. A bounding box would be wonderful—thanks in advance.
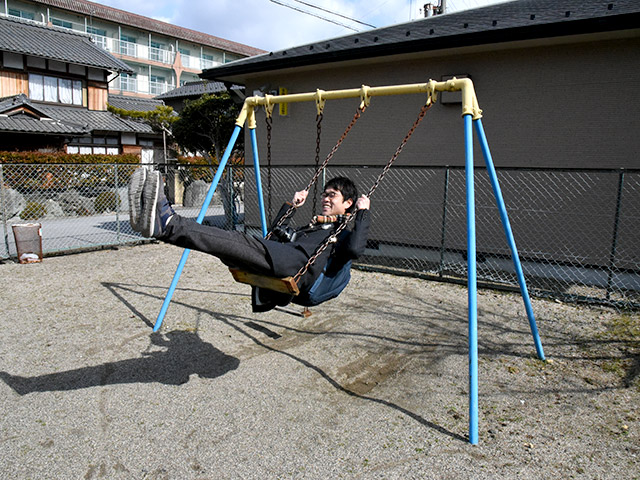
[0,112,87,134]
[38,103,155,133]
[30,0,266,57]
[107,94,165,112]
[0,95,53,117]
[0,94,154,134]
[201,0,640,81]
[155,80,227,100]
[0,15,132,72]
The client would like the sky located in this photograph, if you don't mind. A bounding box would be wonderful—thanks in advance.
[92,0,505,52]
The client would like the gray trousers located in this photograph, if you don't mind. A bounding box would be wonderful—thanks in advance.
[159,215,306,275]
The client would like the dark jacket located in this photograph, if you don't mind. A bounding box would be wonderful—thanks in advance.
[256,203,371,296]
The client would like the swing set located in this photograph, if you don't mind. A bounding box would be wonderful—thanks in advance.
[151,77,546,445]
[233,88,430,306]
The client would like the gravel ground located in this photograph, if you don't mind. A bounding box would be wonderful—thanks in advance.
[1,242,638,480]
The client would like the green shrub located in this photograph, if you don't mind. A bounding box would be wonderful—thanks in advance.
[0,151,140,165]
[94,191,121,213]
[20,201,47,220]
[0,152,143,195]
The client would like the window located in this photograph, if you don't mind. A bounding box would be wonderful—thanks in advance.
[59,79,73,103]
[150,75,166,95]
[8,8,34,20]
[119,72,137,92]
[120,34,137,56]
[67,137,120,155]
[225,53,242,63]
[87,26,107,49]
[178,48,196,68]
[51,18,73,29]
[201,53,215,69]
[28,74,83,105]
[150,41,165,62]
[87,26,106,36]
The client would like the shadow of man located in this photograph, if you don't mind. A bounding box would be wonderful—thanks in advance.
[0,330,239,395]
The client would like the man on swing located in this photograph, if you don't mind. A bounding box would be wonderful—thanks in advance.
[128,168,371,311]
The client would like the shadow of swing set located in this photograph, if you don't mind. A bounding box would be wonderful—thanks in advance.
[151,78,546,445]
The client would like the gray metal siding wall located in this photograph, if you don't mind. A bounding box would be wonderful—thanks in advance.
[244,36,639,170]
[240,35,639,270]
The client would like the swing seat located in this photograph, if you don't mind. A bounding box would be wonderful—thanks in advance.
[229,268,300,296]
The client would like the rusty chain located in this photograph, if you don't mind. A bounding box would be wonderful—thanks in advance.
[312,113,323,216]
[265,114,273,224]
[265,105,367,239]
[293,98,434,283]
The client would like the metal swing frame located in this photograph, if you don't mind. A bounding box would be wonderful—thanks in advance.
[227,95,369,298]
[230,88,434,301]
[151,78,546,445]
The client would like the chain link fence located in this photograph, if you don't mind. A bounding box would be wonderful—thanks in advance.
[243,165,640,311]
[0,163,236,259]
[2,162,638,310]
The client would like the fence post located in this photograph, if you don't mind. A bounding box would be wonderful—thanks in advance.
[606,170,625,300]
[114,163,121,244]
[0,163,9,257]
[226,163,236,230]
[438,167,450,278]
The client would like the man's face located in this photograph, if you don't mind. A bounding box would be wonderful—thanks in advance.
[321,188,353,216]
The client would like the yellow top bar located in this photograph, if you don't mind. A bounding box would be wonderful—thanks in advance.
[237,78,482,128]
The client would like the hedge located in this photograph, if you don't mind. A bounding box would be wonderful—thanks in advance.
[176,155,245,183]
[0,151,141,165]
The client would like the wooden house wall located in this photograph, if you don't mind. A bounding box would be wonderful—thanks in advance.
[0,70,28,97]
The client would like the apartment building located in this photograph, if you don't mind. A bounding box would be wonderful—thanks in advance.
[0,14,164,156]
[2,0,265,99]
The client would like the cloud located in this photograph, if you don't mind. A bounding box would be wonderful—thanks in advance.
[171,0,358,51]
[91,0,502,52]
[95,0,414,51]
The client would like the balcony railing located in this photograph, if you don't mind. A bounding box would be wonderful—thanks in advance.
[112,76,175,96]
[149,81,173,96]
[85,34,176,65]
[89,34,108,50]
[201,58,218,69]
[149,46,175,65]
[118,76,137,92]
[180,54,221,71]
[119,39,137,57]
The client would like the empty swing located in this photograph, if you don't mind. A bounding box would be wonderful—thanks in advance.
[229,91,436,307]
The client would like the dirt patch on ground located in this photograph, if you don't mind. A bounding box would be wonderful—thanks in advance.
[0,243,638,479]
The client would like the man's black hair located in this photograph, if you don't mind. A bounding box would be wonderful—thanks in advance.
[324,176,358,213]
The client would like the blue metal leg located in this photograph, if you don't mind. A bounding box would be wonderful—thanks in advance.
[250,129,269,237]
[465,114,479,445]
[153,126,243,332]
[473,119,545,361]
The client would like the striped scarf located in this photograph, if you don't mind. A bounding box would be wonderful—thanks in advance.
[311,214,351,225]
